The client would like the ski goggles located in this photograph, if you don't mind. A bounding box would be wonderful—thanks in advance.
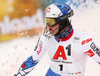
[44,18,58,27]
[44,10,74,27]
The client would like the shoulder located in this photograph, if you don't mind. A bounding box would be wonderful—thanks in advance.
[40,35,51,41]
[73,29,92,45]
[73,29,90,38]
[39,35,52,45]
[73,29,92,42]
[40,35,47,41]
[74,29,86,36]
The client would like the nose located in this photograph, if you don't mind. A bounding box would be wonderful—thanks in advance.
[46,24,51,28]
[46,24,49,27]
[46,24,52,30]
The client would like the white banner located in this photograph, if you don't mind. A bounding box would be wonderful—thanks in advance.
[0,9,44,35]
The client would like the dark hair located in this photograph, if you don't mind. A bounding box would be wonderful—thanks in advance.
[55,18,71,36]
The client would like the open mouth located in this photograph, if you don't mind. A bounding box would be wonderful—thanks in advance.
[49,28,52,31]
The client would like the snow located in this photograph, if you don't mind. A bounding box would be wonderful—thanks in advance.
[0,3,100,76]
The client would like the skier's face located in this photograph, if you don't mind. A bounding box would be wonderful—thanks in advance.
[46,23,59,35]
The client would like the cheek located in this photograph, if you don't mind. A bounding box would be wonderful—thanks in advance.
[54,24,59,29]
[54,27,59,33]
[56,25,59,30]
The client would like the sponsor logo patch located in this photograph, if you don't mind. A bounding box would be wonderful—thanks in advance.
[81,38,92,45]
[45,7,51,13]
[37,43,42,55]
[90,42,100,56]
[85,49,95,57]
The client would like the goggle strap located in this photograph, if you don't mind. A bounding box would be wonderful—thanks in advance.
[57,10,74,22]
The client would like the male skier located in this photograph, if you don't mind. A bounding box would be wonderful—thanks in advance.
[14,3,100,76]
